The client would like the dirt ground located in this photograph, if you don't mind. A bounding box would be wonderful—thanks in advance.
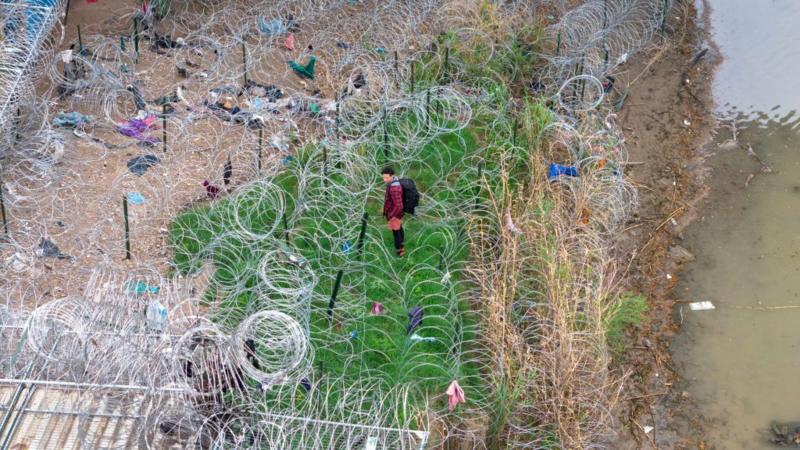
[611,1,718,448]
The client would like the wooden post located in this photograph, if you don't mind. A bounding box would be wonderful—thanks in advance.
[393,50,399,76]
[0,180,8,236]
[327,269,344,320]
[123,195,131,260]
[355,212,368,254]
[242,42,248,86]
[162,104,167,153]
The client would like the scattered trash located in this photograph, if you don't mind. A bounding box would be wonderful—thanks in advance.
[642,426,654,434]
[666,273,672,280]
[374,47,386,54]
[203,180,222,199]
[118,114,158,144]
[406,306,424,335]
[409,333,436,343]
[616,52,628,65]
[5,253,29,272]
[271,133,290,152]
[365,436,378,450]
[36,238,71,259]
[440,271,451,285]
[284,33,295,50]
[299,378,312,392]
[146,299,168,331]
[289,56,316,79]
[769,421,800,446]
[689,301,715,311]
[239,81,283,102]
[257,17,287,36]
[124,280,160,295]
[127,191,145,205]
[371,302,383,315]
[505,210,522,235]
[223,157,233,186]
[547,163,579,180]
[682,118,691,127]
[53,111,90,128]
[336,42,349,49]
[350,330,358,339]
[340,241,352,253]
[281,155,294,166]
[746,144,775,174]
[445,380,465,411]
[309,103,320,115]
[127,154,160,176]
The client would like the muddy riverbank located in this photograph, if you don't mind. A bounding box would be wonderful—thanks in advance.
[611,1,718,447]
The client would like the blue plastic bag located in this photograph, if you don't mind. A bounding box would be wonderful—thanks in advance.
[548,163,578,181]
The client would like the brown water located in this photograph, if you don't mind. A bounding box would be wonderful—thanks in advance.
[671,1,800,448]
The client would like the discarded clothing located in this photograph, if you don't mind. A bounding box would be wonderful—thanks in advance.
[289,56,316,80]
[124,280,160,295]
[371,302,383,315]
[53,111,90,128]
[127,154,160,176]
[36,238,70,259]
[204,180,222,198]
[446,380,466,411]
[127,191,145,205]
[284,33,295,51]
[119,115,158,144]
[146,299,168,331]
[547,163,578,181]
[126,84,148,111]
[223,158,233,186]
[257,17,287,36]
[299,378,312,392]
[409,333,436,343]
[239,81,283,102]
[406,306,424,335]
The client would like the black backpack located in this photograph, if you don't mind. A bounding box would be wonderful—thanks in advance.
[398,178,419,215]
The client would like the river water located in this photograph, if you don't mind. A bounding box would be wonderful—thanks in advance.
[671,1,800,448]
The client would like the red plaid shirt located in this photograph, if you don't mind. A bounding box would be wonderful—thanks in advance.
[383,177,404,220]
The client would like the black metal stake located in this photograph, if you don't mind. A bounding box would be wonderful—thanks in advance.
[63,0,72,26]
[0,181,8,236]
[426,88,430,119]
[512,117,518,146]
[162,105,167,152]
[242,42,248,86]
[123,196,131,260]
[282,213,290,244]
[327,269,345,320]
[256,128,263,173]
[355,212,368,254]
[15,107,20,142]
[77,24,83,52]
[410,61,415,93]
[443,45,450,82]
[393,50,398,75]
[382,107,388,160]
[133,18,139,64]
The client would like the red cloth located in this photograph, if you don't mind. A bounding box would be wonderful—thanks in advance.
[284,33,295,51]
[383,179,404,220]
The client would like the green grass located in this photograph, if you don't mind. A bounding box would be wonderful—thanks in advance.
[169,114,488,423]
[605,293,649,356]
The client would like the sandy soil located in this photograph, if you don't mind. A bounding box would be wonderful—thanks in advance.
[611,2,718,448]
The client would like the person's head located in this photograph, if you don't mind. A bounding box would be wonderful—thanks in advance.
[381,167,395,184]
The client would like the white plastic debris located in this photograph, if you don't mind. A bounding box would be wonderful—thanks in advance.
[616,52,628,65]
[666,273,672,280]
[441,271,451,285]
[683,119,691,127]
[689,301,715,311]
[643,426,654,434]
[59,49,73,63]
[365,436,378,450]
[146,300,168,331]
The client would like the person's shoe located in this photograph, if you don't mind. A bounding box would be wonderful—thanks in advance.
[396,247,405,257]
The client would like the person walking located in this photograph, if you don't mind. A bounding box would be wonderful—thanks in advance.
[382,167,405,257]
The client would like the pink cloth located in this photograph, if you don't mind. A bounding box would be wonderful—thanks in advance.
[371,302,383,315]
[446,380,465,411]
[284,33,296,51]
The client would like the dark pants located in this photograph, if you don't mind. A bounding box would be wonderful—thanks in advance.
[392,225,404,251]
